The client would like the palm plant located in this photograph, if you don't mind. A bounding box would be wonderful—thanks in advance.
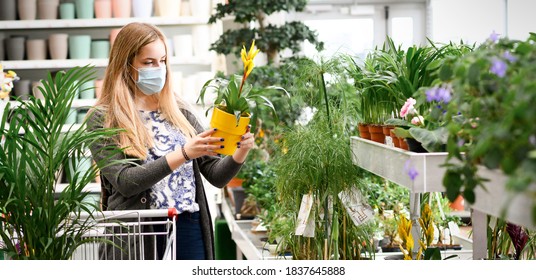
[0,65,125,259]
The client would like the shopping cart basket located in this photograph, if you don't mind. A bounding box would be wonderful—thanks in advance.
[70,208,178,260]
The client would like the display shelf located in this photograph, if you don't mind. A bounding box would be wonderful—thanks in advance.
[350,136,448,193]
[221,197,284,260]
[0,17,210,30]
[471,167,536,230]
[1,56,212,70]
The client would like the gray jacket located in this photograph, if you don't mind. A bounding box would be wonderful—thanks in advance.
[86,108,242,260]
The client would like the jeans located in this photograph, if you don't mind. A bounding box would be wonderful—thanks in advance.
[156,211,206,260]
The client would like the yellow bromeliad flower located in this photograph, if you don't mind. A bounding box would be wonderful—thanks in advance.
[239,40,260,95]
[398,215,414,260]
[418,203,435,248]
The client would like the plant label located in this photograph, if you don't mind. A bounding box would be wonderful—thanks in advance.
[338,188,374,226]
[295,193,314,236]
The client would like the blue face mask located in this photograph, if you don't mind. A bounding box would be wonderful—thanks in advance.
[134,65,166,95]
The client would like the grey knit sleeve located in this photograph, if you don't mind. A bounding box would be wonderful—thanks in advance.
[86,108,173,198]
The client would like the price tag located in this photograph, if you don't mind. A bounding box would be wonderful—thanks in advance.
[338,188,374,226]
[295,193,314,236]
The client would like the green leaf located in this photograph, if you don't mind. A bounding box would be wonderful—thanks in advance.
[443,170,462,201]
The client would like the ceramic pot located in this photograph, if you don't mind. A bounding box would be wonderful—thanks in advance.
[192,25,211,57]
[94,79,103,98]
[172,34,193,58]
[18,0,37,20]
[90,39,110,58]
[109,28,121,46]
[5,37,26,61]
[190,0,210,17]
[59,2,75,19]
[0,0,17,20]
[94,0,112,18]
[132,0,152,17]
[68,35,91,59]
[48,33,68,59]
[32,80,45,99]
[78,80,95,99]
[154,0,180,17]
[75,0,94,19]
[26,39,47,60]
[37,0,59,19]
[209,107,250,156]
[12,79,31,100]
[112,0,131,18]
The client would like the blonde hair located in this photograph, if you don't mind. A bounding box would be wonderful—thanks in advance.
[95,22,196,159]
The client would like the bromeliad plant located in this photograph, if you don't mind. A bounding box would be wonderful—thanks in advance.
[198,40,289,127]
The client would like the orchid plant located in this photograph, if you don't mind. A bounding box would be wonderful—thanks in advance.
[198,40,289,126]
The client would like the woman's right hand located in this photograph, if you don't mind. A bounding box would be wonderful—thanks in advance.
[181,128,224,160]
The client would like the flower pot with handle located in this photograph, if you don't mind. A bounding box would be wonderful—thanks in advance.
[209,107,250,156]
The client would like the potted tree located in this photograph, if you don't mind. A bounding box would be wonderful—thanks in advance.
[208,0,324,65]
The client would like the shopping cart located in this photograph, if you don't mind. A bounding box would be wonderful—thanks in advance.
[70,208,178,260]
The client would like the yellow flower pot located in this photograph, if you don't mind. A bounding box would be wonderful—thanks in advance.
[210,107,250,156]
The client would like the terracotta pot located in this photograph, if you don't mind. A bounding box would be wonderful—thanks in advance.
[449,195,465,211]
[209,107,250,156]
[399,138,409,150]
[358,123,371,140]
[390,130,400,148]
[368,124,385,144]
[382,125,394,136]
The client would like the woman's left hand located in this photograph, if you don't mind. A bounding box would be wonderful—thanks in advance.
[232,125,254,164]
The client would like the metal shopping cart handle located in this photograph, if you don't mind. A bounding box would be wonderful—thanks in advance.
[74,207,179,220]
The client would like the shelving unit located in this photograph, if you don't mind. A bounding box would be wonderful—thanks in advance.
[220,197,282,260]
[350,136,536,260]
[1,16,220,189]
[0,17,209,30]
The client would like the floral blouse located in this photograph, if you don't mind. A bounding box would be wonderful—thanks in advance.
[140,110,199,213]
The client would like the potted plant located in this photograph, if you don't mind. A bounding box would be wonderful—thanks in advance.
[0,65,126,259]
[270,56,375,260]
[440,32,536,221]
[198,40,289,156]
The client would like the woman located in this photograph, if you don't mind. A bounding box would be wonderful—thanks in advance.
[86,22,254,260]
